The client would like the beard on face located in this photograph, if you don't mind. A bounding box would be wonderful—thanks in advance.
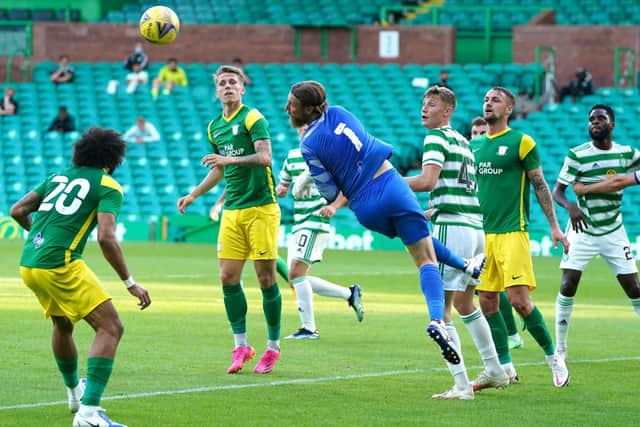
[289,115,307,128]
[589,126,611,142]
[485,112,499,125]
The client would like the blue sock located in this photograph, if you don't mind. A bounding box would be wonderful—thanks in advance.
[432,237,466,270]
[419,263,444,321]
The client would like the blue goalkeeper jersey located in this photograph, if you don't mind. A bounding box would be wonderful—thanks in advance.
[300,106,393,203]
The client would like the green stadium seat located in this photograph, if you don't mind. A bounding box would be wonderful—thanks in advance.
[4,60,638,226]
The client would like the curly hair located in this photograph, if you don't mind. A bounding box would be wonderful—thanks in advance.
[72,127,126,173]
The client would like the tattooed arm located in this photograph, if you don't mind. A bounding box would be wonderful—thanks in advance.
[528,167,558,227]
[528,166,570,253]
[202,138,272,168]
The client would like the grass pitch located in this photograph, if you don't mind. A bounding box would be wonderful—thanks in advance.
[0,240,637,427]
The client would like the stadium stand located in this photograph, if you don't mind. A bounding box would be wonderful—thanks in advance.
[105,0,640,27]
[106,0,405,25]
[0,61,545,220]
[0,7,81,21]
[4,60,640,237]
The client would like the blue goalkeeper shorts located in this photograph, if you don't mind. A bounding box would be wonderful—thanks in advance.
[349,168,430,245]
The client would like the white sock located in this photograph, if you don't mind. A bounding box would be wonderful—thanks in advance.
[267,340,280,352]
[502,362,516,378]
[508,332,522,341]
[233,333,248,348]
[78,404,100,416]
[308,276,351,299]
[545,354,555,365]
[67,381,83,398]
[461,309,503,376]
[630,297,640,316]
[445,323,469,389]
[293,277,316,331]
[555,293,574,352]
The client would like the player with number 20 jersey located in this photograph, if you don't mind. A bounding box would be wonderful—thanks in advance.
[21,167,123,271]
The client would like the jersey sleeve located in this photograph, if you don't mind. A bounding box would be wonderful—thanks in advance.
[519,134,541,171]
[245,109,270,142]
[422,132,447,167]
[278,155,292,185]
[628,148,640,171]
[206,120,220,154]
[33,174,54,196]
[557,150,579,185]
[301,136,339,203]
[98,175,124,217]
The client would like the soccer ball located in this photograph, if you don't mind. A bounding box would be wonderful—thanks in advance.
[139,6,180,45]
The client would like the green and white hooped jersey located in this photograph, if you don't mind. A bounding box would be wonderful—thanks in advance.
[557,141,640,236]
[422,126,483,229]
[279,148,331,234]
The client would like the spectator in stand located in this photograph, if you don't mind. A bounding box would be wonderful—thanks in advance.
[438,70,450,89]
[513,88,537,120]
[151,58,188,98]
[0,87,18,116]
[232,57,252,85]
[50,55,75,84]
[122,116,160,144]
[558,68,595,103]
[47,106,75,133]
[125,63,149,94]
[538,59,557,107]
[124,42,149,71]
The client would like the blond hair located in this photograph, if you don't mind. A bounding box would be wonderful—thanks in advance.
[213,65,245,85]
[424,85,457,109]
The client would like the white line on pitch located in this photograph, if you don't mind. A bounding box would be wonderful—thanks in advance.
[1,356,638,412]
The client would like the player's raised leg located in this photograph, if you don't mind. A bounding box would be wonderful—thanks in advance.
[431,237,486,280]
[307,276,364,322]
[406,237,460,365]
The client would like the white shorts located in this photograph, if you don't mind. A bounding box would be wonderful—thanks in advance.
[560,225,638,275]
[433,223,485,292]
[287,229,329,266]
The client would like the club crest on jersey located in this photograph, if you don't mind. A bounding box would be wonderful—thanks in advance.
[497,146,508,156]
[32,232,44,249]
[232,125,239,135]
[606,169,617,176]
